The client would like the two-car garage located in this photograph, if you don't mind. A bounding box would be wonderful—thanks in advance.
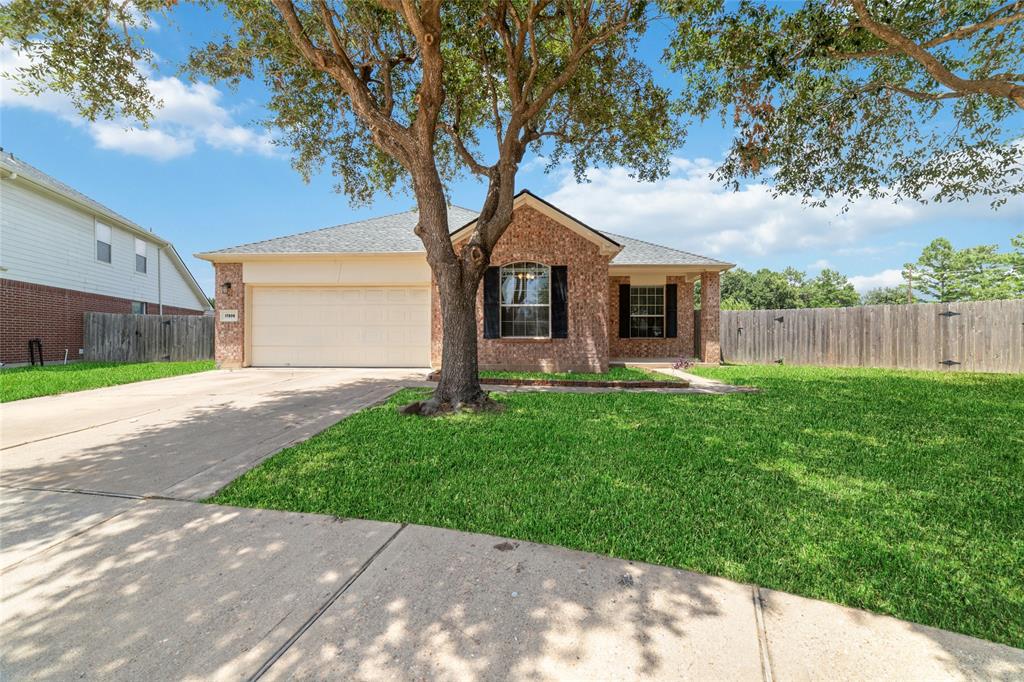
[249,286,431,367]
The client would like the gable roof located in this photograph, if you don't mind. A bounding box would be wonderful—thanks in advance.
[0,150,212,309]
[450,190,622,256]
[198,190,731,269]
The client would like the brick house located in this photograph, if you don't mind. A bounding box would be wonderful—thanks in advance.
[198,191,732,371]
[0,151,211,364]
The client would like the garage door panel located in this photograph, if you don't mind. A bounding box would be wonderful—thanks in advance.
[251,286,431,367]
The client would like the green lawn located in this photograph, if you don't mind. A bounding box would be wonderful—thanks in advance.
[0,360,215,402]
[479,366,680,382]
[208,365,1024,648]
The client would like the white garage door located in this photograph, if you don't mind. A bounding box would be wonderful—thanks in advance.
[250,286,431,367]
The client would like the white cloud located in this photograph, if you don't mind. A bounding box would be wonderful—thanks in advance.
[1,44,276,161]
[809,259,830,271]
[90,121,195,160]
[849,269,905,293]
[545,157,924,260]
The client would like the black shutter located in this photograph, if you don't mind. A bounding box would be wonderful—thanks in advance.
[618,283,631,338]
[665,283,678,338]
[483,266,500,338]
[551,266,568,338]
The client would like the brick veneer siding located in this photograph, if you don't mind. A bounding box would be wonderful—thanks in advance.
[699,271,721,363]
[434,206,611,373]
[0,278,204,364]
[213,263,245,368]
[608,275,696,360]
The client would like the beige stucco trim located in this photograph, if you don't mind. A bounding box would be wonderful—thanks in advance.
[609,264,732,280]
[240,254,431,287]
[243,284,253,368]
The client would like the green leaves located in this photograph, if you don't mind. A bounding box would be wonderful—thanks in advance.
[664,0,1024,206]
[0,0,169,123]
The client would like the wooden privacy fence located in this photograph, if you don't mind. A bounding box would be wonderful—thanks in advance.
[720,299,1024,373]
[84,312,214,363]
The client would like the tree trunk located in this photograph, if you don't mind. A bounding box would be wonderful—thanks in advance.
[432,265,488,407]
[404,172,498,415]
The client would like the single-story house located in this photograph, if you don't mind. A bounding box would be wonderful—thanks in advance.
[197,191,731,372]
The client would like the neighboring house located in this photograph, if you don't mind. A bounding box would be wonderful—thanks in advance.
[197,191,732,371]
[0,151,211,364]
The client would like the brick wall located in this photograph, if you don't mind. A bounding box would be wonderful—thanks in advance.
[0,278,204,364]
[699,271,721,363]
[608,275,696,360]
[435,206,611,373]
[213,263,245,368]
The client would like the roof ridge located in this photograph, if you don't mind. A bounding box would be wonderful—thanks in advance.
[600,229,731,265]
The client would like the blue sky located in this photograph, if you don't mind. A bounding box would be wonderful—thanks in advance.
[1,6,1021,297]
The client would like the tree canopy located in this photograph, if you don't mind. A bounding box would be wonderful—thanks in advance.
[666,0,1024,206]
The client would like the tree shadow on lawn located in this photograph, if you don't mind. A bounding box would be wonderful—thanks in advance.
[214,369,1022,654]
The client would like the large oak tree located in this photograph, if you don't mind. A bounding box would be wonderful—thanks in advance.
[2,0,679,412]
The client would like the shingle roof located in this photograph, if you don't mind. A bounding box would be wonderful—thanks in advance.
[204,201,729,267]
[600,232,731,267]
[205,205,480,255]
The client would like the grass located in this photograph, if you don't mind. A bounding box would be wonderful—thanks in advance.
[0,360,215,402]
[479,366,680,381]
[208,364,1024,648]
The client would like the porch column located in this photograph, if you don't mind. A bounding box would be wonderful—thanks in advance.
[700,270,721,363]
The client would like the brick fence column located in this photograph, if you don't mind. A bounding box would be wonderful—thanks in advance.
[700,271,721,363]
[214,263,244,368]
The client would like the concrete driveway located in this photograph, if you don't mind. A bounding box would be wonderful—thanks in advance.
[1,367,420,499]
[2,369,1023,680]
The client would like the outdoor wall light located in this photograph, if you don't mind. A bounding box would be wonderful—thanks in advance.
[221,281,232,293]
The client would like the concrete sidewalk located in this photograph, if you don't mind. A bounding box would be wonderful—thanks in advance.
[2,493,1021,681]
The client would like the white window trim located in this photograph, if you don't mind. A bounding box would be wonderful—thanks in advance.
[134,238,148,274]
[629,285,666,339]
[499,262,552,339]
[95,220,113,265]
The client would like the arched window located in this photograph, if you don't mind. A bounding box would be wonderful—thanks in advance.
[499,262,551,338]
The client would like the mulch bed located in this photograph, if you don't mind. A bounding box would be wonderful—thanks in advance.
[425,371,689,389]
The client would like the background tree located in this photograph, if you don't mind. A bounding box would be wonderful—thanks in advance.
[910,233,1023,301]
[910,238,965,301]
[2,0,679,412]
[666,0,1024,206]
[808,268,860,307]
[862,286,915,305]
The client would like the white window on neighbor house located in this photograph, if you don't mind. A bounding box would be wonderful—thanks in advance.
[135,238,148,273]
[500,261,551,338]
[630,286,665,338]
[131,301,146,314]
[96,222,112,263]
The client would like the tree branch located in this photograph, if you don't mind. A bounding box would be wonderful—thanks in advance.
[831,2,1024,59]
[848,0,1024,108]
